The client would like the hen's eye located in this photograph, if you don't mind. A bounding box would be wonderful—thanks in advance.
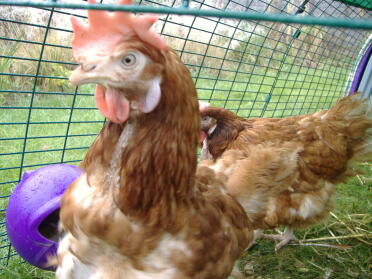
[121,54,136,66]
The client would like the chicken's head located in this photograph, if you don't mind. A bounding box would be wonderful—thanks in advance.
[69,0,168,124]
[200,114,217,144]
[198,101,211,142]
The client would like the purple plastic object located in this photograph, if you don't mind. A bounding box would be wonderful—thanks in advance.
[350,42,372,94]
[5,164,82,270]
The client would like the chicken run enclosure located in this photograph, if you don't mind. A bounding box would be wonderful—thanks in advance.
[0,0,372,275]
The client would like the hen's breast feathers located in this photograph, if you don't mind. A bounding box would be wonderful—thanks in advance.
[61,156,252,278]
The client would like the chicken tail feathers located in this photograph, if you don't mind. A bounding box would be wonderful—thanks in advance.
[350,91,372,119]
[325,92,372,120]
[323,92,372,166]
[357,90,371,100]
[350,130,372,163]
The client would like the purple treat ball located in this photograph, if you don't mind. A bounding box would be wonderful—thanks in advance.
[5,164,82,270]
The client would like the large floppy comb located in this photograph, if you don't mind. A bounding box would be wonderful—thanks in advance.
[71,0,168,59]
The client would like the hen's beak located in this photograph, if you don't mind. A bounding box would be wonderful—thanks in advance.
[69,56,110,86]
[69,66,92,86]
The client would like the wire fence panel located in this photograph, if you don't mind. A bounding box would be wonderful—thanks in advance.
[0,0,371,270]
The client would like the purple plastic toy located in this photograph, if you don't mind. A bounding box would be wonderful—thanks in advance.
[5,164,82,270]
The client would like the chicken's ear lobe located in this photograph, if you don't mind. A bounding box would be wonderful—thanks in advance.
[139,77,162,113]
[208,123,218,135]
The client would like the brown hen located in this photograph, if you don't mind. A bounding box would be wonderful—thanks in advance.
[200,93,372,250]
[53,1,288,278]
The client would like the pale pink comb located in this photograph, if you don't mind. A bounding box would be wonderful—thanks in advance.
[71,0,168,60]
[198,101,210,112]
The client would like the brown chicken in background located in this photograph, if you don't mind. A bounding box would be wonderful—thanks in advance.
[54,1,295,278]
[199,93,372,250]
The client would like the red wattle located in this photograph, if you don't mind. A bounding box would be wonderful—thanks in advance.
[199,131,207,144]
[94,85,130,124]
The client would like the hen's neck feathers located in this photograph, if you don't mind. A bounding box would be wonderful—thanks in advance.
[84,48,200,223]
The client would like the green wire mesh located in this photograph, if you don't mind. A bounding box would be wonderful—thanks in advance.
[335,0,372,10]
[1,0,372,28]
[0,0,371,270]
